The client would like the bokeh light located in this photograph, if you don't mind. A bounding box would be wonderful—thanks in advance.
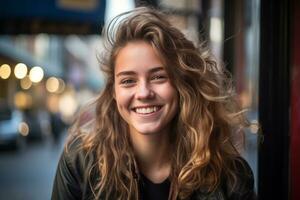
[14,91,33,109]
[20,76,32,90]
[29,66,44,83]
[18,122,29,136]
[0,64,11,79]
[57,78,66,93]
[14,63,28,79]
[250,120,259,133]
[59,92,78,120]
[46,77,59,93]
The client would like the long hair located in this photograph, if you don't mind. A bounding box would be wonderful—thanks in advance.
[67,7,250,200]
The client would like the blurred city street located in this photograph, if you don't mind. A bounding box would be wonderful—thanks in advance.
[0,134,66,200]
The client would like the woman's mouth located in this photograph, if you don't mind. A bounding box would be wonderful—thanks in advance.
[133,106,162,114]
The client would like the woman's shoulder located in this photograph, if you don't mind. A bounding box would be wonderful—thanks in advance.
[223,156,256,200]
[52,137,97,199]
[232,157,254,185]
[191,157,256,200]
[191,157,257,200]
[62,137,95,175]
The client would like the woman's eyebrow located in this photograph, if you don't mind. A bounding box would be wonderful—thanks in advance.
[116,71,136,77]
[116,66,165,77]
[149,66,165,73]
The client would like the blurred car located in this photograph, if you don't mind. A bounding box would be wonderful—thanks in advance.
[0,108,26,150]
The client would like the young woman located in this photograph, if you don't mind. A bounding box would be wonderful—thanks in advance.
[52,7,256,200]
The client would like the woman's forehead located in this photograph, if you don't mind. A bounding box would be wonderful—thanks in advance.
[114,41,166,74]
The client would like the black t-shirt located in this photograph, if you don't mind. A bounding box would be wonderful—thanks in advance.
[139,173,171,200]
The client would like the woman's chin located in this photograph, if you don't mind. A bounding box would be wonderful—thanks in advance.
[130,124,163,136]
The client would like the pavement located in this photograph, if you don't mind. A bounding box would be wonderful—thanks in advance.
[0,134,66,200]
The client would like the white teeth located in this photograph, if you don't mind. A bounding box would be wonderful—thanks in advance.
[135,106,159,114]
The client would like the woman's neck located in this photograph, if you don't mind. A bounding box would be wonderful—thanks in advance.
[130,129,172,183]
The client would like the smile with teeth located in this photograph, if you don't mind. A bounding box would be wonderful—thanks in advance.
[134,106,162,114]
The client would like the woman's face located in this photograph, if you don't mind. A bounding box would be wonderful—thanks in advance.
[114,41,178,136]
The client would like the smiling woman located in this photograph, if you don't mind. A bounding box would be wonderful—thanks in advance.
[52,7,256,200]
[114,41,178,137]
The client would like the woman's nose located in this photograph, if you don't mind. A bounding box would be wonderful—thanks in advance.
[136,82,154,99]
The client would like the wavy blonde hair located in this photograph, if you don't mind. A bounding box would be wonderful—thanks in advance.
[67,7,250,200]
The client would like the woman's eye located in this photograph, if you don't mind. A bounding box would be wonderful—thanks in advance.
[120,79,135,85]
[151,75,167,81]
